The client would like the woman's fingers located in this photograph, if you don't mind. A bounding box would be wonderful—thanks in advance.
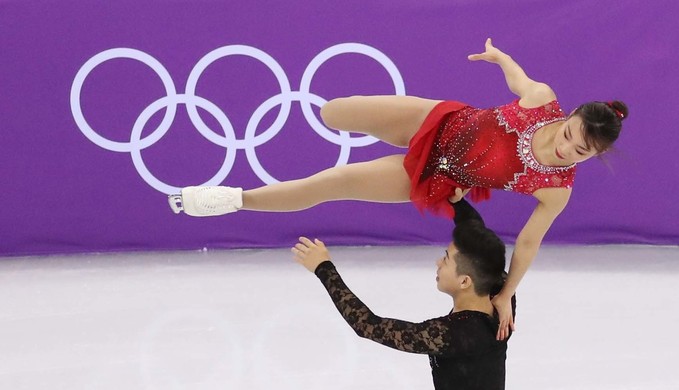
[497,322,508,340]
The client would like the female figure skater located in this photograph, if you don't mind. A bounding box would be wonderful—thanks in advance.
[168,38,627,339]
[292,199,516,390]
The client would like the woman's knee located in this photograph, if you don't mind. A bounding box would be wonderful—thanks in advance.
[320,96,361,129]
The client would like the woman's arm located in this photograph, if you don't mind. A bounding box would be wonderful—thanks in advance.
[468,38,556,106]
[493,188,571,340]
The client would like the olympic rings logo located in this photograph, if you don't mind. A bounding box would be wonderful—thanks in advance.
[70,43,406,194]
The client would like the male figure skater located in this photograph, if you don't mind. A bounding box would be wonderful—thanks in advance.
[292,199,516,390]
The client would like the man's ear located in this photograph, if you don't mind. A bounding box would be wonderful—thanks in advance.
[460,275,473,290]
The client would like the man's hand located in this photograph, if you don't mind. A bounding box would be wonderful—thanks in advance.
[467,38,505,64]
[448,187,470,204]
[292,236,331,273]
[491,293,515,340]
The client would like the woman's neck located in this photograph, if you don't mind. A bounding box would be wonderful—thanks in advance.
[532,121,570,167]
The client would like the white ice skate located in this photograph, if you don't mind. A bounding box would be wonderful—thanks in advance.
[168,186,243,217]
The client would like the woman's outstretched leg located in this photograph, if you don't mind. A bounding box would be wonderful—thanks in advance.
[242,154,411,211]
[320,95,442,147]
[170,155,412,216]
[169,95,440,216]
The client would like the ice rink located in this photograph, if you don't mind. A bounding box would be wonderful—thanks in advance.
[1,244,677,390]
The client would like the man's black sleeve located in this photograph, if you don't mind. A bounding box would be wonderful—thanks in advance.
[451,198,485,226]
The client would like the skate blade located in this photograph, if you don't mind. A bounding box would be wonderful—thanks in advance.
[168,194,184,214]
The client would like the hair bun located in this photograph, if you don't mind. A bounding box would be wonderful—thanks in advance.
[608,101,628,120]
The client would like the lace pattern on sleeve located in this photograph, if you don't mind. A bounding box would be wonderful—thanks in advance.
[315,262,452,355]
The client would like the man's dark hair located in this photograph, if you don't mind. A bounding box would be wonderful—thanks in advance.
[452,199,506,296]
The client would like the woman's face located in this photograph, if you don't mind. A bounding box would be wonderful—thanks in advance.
[553,116,599,164]
[435,243,467,295]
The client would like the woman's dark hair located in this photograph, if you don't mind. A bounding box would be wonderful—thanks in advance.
[452,220,506,296]
[572,100,628,153]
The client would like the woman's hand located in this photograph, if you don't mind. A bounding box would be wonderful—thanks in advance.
[292,237,331,273]
[467,38,505,64]
[448,187,470,204]
[491,293,515,340]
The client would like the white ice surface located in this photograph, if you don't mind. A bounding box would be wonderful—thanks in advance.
[0,245,677,390]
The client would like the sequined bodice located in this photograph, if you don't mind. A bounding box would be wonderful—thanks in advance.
[426,99,576,194]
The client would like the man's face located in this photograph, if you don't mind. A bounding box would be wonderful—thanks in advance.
[435,242,466,294]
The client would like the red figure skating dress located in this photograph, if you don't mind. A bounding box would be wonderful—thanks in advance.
[403,99,576,218]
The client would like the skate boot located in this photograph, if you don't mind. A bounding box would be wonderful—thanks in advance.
[168,186,243,217]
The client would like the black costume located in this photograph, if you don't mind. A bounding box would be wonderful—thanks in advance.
[314,199,516,389]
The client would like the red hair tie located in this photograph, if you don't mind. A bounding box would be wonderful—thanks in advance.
[607,101,625,119]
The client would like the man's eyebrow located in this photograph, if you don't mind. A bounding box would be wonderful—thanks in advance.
[445,250,449,259]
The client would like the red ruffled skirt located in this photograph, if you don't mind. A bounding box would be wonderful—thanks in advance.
[403,101,491,219]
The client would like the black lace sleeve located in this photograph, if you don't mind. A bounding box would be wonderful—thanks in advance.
[314,261,452,355]
[451,198,485,226]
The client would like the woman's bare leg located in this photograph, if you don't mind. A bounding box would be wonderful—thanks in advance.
[242,155,411,211]
[171,96,439,216]
[320,95,442,147]
[241,96,438,211]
